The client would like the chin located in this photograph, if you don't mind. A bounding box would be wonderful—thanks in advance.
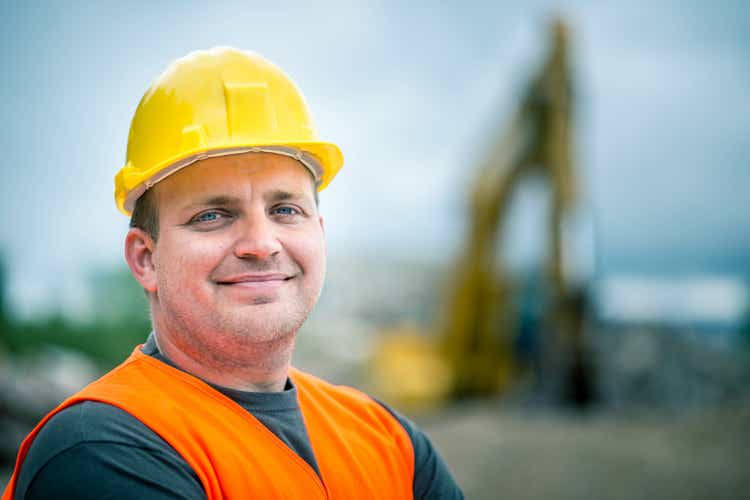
[217,306,311,342]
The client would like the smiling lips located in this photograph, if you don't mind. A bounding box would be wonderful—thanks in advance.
[218,273,290,283]
[216,273,292,294]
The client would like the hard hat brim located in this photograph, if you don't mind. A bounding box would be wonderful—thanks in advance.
[116,140,343,216]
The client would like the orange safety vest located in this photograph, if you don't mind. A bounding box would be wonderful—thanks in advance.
[3,347,415,499]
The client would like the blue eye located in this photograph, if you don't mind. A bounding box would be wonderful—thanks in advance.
[273,206,298,216]
[194,211,223,223]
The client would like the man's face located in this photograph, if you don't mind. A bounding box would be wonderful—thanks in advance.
[140,152,325,364]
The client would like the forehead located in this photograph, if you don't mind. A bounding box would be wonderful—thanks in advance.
[153,152,316,207]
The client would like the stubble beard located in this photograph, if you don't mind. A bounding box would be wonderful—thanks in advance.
[157,287,317,373]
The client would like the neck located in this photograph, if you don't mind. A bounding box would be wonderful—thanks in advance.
[153,327,294,393]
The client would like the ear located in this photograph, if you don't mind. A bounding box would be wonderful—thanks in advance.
[124,228,158,293]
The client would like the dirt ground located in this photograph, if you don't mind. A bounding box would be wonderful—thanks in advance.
[416,400,750,500]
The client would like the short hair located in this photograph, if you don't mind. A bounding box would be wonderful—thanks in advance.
[128,177,319,243]
[129,188,159,241]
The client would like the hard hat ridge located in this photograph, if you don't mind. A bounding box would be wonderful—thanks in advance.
[114,47,343,215]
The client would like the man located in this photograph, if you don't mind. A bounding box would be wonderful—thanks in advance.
[3,48,463,499]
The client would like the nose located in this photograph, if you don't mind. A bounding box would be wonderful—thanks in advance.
[233,212,282,261]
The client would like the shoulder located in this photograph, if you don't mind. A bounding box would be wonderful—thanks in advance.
[21,400,177,460]
[290,369,463,498]
[14,401,205,500]
[290,368,404,430]
[368,398,466,500]
[290,368,391,411]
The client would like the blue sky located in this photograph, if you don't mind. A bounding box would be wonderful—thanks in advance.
[1,1,749,315]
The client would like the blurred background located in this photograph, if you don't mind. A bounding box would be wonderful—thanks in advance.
[1,1,749,498]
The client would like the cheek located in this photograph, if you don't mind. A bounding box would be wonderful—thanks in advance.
[182,239,230,266]
[294,230,326,279]
[156,236,231,288]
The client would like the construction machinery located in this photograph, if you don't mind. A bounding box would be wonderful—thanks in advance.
[371,20,593,408]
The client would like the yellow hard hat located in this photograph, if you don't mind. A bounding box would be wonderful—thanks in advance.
[114,47,344,215]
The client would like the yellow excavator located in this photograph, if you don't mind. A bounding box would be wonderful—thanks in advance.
[371,20,593,409]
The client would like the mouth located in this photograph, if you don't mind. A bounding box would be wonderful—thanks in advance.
[216,273,292,285]
[214,273,295,297]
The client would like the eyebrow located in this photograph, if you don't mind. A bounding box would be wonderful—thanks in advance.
[185,195,241,210]
[263,189,309,203]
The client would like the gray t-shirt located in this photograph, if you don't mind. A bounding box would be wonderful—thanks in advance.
[13,334,463,499]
